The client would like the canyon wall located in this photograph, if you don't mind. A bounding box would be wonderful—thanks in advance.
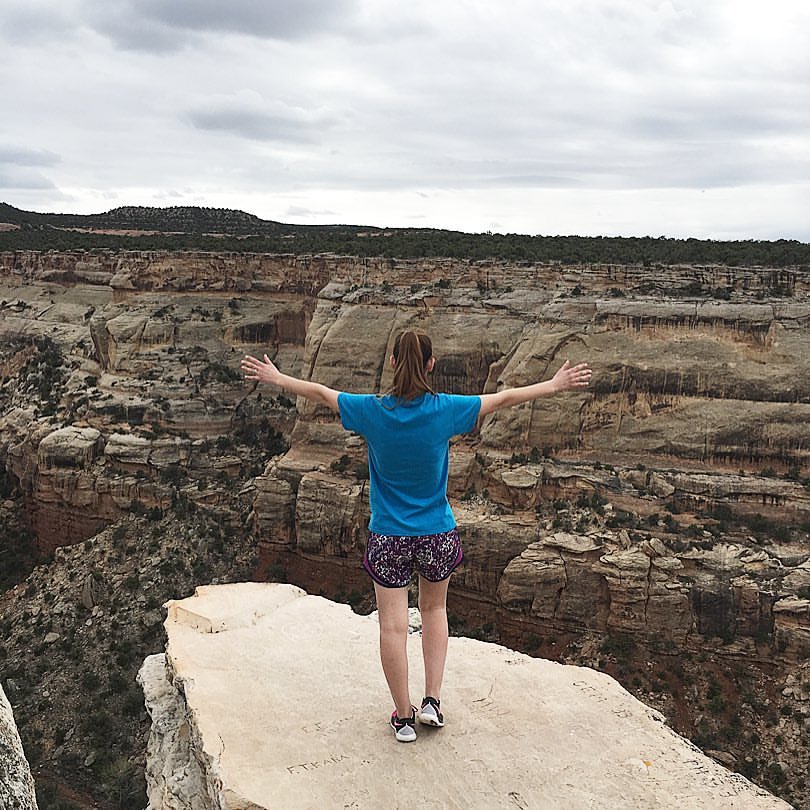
[2,250,809,658]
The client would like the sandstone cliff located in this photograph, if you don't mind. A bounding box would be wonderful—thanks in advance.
[0,682,38,810]
[240,253,810,805]
[3,250,808,548]
[138,582,789,810]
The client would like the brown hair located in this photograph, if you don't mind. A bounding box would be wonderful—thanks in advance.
[390,330,436,400]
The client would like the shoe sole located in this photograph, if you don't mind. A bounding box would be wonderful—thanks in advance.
[417,712,444,727]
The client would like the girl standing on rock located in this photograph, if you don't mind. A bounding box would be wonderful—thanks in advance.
[241,330,591,742]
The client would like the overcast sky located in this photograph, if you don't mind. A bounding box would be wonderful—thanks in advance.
[1,0,808,239]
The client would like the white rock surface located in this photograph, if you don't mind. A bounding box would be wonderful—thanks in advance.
[138,654,211,810]
[140,582,791,810]
[0,682,38,810]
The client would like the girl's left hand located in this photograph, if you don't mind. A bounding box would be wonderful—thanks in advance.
[551,360,592,392]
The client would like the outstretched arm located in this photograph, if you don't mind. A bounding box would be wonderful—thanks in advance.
[241,354,340,412]
[478,360,592,417]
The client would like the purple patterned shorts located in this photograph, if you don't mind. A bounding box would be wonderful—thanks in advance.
[363,528,463,589]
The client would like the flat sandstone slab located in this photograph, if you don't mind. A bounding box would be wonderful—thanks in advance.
[149,583,789,809]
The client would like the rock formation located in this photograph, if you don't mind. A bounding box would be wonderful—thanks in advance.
[2,250,808,548]
[0,682,38,810]
[138,582,789,810]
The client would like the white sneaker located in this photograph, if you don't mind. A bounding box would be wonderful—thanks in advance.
[417,696,444,727]
[390,708,417,742]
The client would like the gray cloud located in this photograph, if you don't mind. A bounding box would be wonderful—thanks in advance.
[81,0,358,51]
[0,1,80,44]
[0,168,56,190]
[141,0,355,38]
[83,5,185,53]
[186,92,338,143]
[0,146,60,190]
[189,109,316,142]
[0,146,60,167]
[285,205,337,218]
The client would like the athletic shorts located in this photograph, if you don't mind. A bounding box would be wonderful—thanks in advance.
[363,528,463,589]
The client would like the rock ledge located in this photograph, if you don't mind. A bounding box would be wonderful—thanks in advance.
[138,583,790,809]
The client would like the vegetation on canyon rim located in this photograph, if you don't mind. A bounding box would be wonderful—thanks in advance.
[2,202,810,266]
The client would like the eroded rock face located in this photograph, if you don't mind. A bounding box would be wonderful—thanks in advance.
[139,582,789,810]
[137,654,210,810]
[0,683,38,810]
[260,463,810,659]
[0,260,306,550]
[2,250,809,657]
[247,266,810,669]
[3,251,809,546]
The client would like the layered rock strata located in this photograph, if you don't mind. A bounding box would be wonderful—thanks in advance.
[138,582,789,810]
[0,261,305,550]
[252,280,810,667]
[257,464,810,660]
[3,249,808,298]
[3,250,809,552]
[2,249,809,669]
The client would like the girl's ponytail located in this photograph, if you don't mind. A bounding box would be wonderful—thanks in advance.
[391,330,435,400]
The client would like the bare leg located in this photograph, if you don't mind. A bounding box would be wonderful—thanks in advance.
[418,575,450,699]
[373,583,412,718]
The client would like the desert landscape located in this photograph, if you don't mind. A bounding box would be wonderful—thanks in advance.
[0,213,808,806]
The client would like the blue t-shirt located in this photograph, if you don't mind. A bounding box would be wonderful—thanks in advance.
[337,392,481,536]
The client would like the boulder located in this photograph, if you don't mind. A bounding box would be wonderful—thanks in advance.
[37,426,104,469]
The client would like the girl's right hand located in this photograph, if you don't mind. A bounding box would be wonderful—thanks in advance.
[241,354,281,386]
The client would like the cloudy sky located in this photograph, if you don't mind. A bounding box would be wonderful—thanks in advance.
[1,0,808,239]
